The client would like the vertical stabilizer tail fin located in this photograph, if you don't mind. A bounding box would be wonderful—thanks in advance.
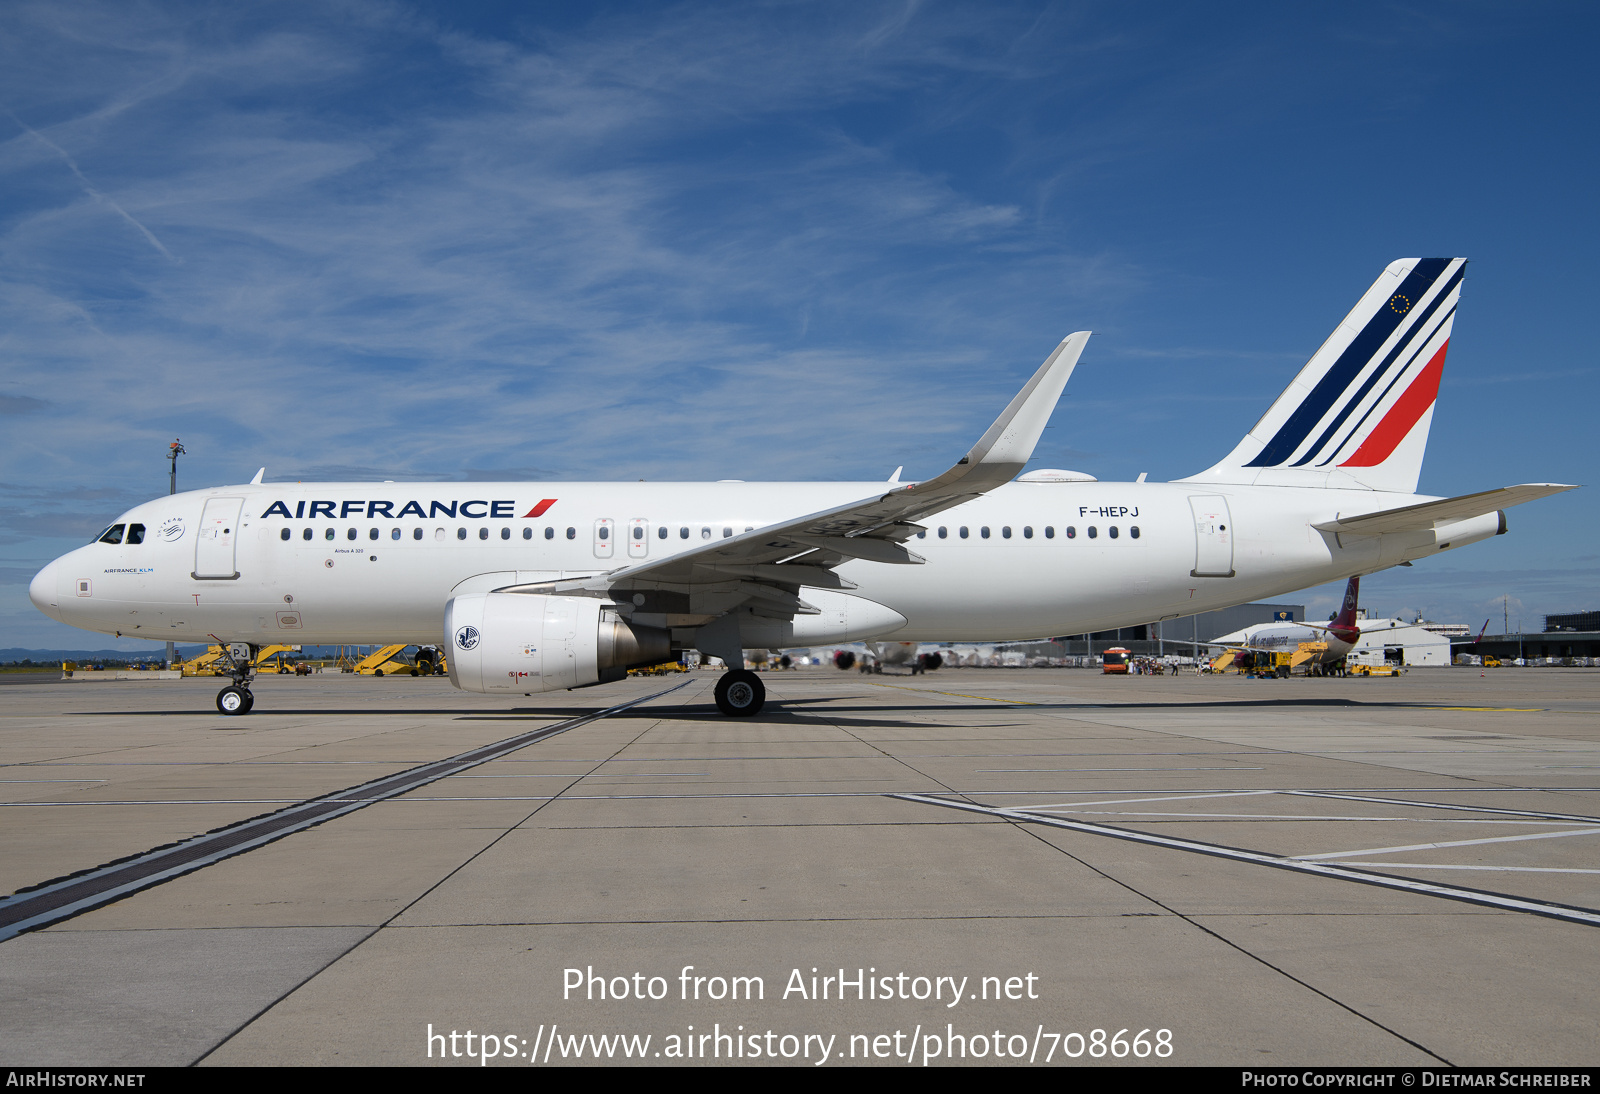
[1328,576,1360,644]
[1182,258,1467,492]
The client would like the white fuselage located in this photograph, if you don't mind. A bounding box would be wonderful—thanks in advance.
[30,478,1500,649]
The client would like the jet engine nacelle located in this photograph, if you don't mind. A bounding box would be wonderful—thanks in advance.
[445,593,671,694]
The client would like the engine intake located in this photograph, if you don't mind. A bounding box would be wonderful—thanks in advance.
[445,593,671,694]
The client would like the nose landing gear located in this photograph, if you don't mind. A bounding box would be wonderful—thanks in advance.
[217,685,254,715]
[714,669,765,717]
[212,640,259,716]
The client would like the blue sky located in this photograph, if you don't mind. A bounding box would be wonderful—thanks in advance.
[2,0,1594,650]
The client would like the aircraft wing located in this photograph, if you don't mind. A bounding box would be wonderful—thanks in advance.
[1311,484,1576,536]
[501,332,1090,610]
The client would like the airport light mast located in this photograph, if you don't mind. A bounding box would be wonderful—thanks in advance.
[165,439,184,669]
[168,439,184,498]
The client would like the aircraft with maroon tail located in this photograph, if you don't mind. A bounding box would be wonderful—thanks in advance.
[1208,576,1363,674]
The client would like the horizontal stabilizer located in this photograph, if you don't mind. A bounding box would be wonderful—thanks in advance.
[1312,484,1576,536]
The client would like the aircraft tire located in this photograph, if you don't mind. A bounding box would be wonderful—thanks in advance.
[714,670,765,717]
[217,686,252,716]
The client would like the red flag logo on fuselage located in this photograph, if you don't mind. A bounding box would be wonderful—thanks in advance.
[524,499,558,518]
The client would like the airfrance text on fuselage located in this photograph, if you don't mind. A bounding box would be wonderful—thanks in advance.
[260,500,528,520]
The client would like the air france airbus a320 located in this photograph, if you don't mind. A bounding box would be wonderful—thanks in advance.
[30,259,1574,717]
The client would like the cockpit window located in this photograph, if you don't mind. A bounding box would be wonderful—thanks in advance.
[126,524,146,544]
[97,525,125,545]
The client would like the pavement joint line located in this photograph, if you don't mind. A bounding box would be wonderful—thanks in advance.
[891,792,1600,929]
[0,680,692,944]
[193,686,704,1063]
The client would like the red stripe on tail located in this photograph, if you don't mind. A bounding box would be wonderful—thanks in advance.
[1340,341,1447,467]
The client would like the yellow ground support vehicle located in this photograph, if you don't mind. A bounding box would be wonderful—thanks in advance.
[629,661,690,676]
[1350,663,1404,677]
[350,645,447,676]
[352,644,410,675]
[180,644,300,677]
[1290,641,1328,670]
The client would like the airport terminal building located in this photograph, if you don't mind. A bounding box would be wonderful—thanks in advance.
[1466,610,1600,663]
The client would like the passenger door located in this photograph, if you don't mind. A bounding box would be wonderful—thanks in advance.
[194,497,244,579]
[1188,495,1235,577]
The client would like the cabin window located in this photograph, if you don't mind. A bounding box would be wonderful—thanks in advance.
[1065,526,1076,539]
[938,527,948,539]
[391,528,401,540]
[1001,526,1011,539]
[916,530,926,539]
[657,526,668,539]
[1022,526,1033,539]
[434,528,444,541]
[522,527,532,540]
[304,528,313,541]
[1088,526,1098,539]
[347,528,358,541]
[545,527,555,540]
[723,527,733,538]
[280,528,291,541]
[98,525,125,545]
[959,526,969,539]
[980,526,991,539]
[415,528,424,540]
[1130,526,1140,539]
[680,527,689,539]
[598,526,609,541]
[632,525,644,540]
[1109,526,1119,539]
[326,529,336,541]
[1044,526,1054,538]
[566,527,576,540]
[479,527,489,540]
[501,527,510,540]
[126,524,145,544]
[369,528,379,541]
[701,527,711,540]
[457,528,467,540]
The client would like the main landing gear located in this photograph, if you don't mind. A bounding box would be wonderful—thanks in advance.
[714,669,765,717]
[214,641,259,716]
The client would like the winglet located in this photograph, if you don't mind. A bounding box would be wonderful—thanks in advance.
[906,332,1089,498]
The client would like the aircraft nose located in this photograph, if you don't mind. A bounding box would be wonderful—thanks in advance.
[29,559,62,621]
